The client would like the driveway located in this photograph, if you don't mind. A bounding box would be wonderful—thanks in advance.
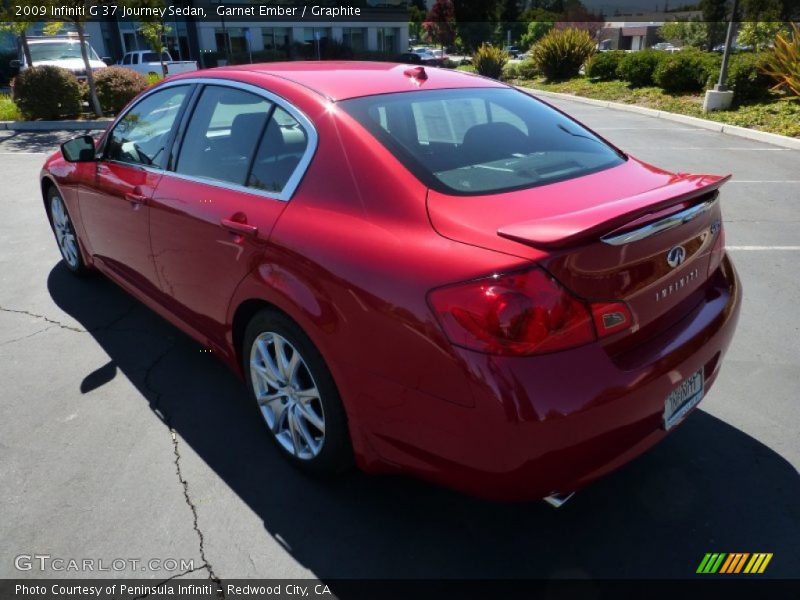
[0,98,798,588]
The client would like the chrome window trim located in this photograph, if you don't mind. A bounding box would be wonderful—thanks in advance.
[101,77,318,203]
[600,196,718,246]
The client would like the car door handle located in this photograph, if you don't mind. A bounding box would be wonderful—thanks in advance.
[125,192,147,205]
[221,218,258,236]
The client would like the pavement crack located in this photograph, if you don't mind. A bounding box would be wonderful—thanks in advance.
[131,564,221,599]
[0,324,56,347]
[171,429,225,597]
[139,339,225,598]
[0,305,85,332]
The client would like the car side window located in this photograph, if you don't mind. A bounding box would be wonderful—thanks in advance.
[104,86,188,168]
[175,86,272,187]
[122,53,131,65]
[132,54,139,65]
[247,106,308,195]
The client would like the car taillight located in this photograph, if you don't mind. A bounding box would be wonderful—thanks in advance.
[708,221,725,276]
[429,268,635,356]
[428,268,599,356]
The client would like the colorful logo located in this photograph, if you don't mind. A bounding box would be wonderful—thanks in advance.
[696,553,773,574]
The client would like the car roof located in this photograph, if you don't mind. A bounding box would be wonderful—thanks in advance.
[200,61,506,101]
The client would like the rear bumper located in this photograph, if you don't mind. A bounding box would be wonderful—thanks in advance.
[357,254,741,502]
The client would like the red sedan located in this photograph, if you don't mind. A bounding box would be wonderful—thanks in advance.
[42,63,741,503]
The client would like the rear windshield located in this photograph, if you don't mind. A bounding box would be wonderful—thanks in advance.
[340,88,625,195]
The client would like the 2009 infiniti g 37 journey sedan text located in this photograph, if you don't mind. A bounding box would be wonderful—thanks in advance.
[42,62,741,502]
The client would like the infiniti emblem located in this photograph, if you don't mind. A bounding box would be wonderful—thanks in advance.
[666,245,687,268]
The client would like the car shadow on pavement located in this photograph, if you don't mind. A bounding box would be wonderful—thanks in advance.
[47,261,800,583]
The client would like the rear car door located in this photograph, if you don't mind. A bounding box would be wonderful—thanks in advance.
[79,84,191,294]
[148,82,314,351]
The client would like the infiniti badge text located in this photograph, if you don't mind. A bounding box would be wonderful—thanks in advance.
[656,268,699,302]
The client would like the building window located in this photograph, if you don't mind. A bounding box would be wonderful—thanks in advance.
[216,27,248,56]
[377,27,397,53]
[262,27,290,54]
[342,27,366,52]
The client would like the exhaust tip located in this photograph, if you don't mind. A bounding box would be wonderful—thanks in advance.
[543,492,575,508]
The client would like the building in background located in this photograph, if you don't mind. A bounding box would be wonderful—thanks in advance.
[2,0,408,66]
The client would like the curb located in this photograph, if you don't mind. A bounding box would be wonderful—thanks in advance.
[0,120,111,132]
[521,87,800,151]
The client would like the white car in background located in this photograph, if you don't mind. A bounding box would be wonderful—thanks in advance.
[118,50,198,77]
[11,36,108,81]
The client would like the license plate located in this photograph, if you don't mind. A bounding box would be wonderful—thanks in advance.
[663,368,704,430]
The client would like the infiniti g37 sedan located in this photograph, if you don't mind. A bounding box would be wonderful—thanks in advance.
[42,62,741,502]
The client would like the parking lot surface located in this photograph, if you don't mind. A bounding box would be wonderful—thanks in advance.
[1,96,798,583]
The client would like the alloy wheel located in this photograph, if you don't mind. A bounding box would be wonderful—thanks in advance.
[50,194,79,269]
[249,332,326,460]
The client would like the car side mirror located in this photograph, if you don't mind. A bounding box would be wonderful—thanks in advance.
[9,59,20,69]
[102,56,113,66]
[61,135,97,162]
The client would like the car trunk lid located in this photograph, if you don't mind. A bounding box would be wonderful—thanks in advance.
[426,159,729,335]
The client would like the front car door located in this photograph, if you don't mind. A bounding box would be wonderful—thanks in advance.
[79,85,191,294]
[148,81,315,354]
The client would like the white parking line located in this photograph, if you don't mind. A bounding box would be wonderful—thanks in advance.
[595,127,705,132]
[626,147,791,151]
[727,246,800,251]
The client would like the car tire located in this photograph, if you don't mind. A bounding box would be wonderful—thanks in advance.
[47,186,89,276]
[243,309,352,475]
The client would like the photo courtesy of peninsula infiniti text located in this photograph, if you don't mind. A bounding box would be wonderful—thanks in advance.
[41,62,741,503]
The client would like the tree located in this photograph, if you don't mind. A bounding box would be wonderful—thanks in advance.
[659,19,717,48]
[409,1,428,43]
[738,21,790,50]
[497,0,525,46]
[699,0,730,49]
[520,11,557,49]
[0,19,33,69]
[453,0,499,52]
[0,0,61,68]
[45,0,104,117]
[423,0,457,52]
[139,21,171,77]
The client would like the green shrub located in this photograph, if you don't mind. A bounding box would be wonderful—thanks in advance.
[616,49,663,87]
[585,50,625,81]
[472,43,508,79]
[760,23,800,96]
[516,59,540,79]
[0,94,22,120]
[502,62,519,80]
[12,66,81,120]
[727,52,774,102]
[94,66,149,114]
[532,28,595,81]
[654,49,718,93]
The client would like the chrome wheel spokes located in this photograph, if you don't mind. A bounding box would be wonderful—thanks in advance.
[250,332,325,460]
[51,195,79,268]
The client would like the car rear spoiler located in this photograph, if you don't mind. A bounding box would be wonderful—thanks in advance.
[497,174,731,250]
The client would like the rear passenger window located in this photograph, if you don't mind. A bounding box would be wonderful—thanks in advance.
[175,86,271,186]
[247,106,308,194]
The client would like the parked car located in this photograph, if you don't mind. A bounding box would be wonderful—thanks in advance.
[396,52,423,65]
[503,45,522,57]
[118,50,198,77]
[43,63,741,503]
[412,50,444,67]
[10,35,109,81]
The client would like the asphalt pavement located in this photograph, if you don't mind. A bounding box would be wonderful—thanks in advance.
[0,97,798,585]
